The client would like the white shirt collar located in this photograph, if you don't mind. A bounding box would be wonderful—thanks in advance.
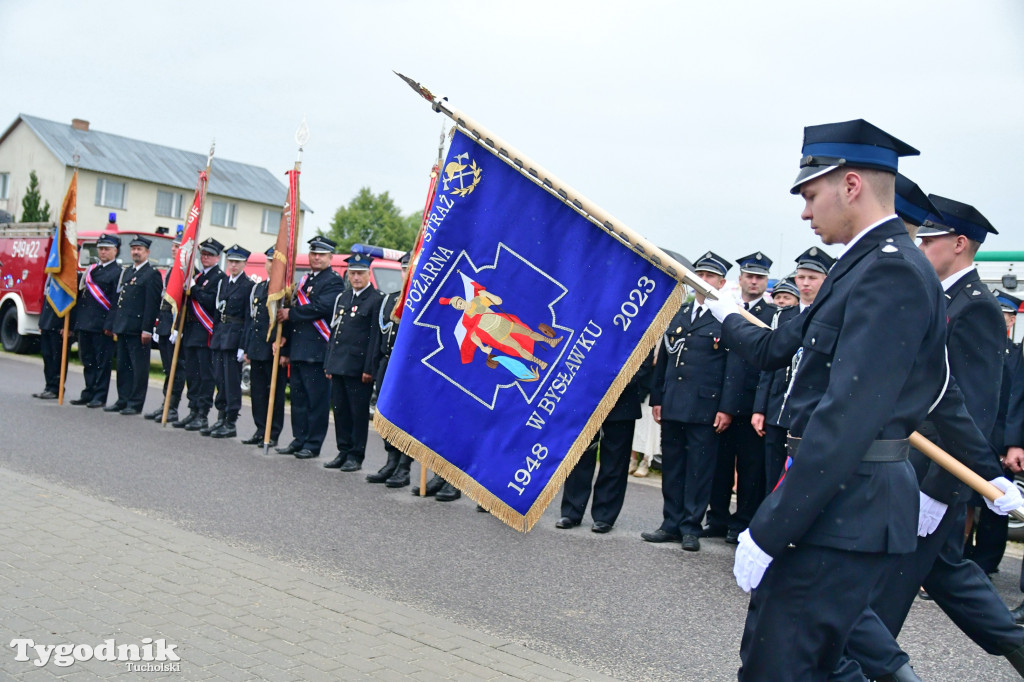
[838,214,897,260]
[134,261,147,271]
[352,285,369,297]
[940,265,976,292]
[799,302,811,312]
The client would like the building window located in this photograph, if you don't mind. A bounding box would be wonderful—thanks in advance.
[261,208,282,235]
[95,178,126,209]
[210,200,237,228]
[155,189,184,218]
[0,172,9,200]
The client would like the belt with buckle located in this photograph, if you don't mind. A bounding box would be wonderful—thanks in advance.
[786,436,909,462]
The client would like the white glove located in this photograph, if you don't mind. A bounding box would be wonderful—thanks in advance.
[152,333,160,343]
[918,492,947,536]
[733,529,772,593]
[706,294,740,324]
[236,349,245,363]
[169,330,178,344]
[985,477,1023,515]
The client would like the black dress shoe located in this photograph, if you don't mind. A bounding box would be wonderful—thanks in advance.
[70,398,90,406]
[725,528,740,545]
[435,482,461,502]
[240,432,263,445]
[264,440,278,448]
[1010,600,1024,625]
[294,449,319,459]
[681,534,701,552]
[476,504,488,513]
[323,454,346,469]
[339,459,362,472]
[119,408,141,416]
[164,409,178,423]
[172,412,198,428]
[592,521,613,534]
[144,406,163,420]
[918,589,932,601]
[276,443,300,455]
[103,403,124,412]
[87,400,105,408]
[412,473,446,497]
[200,418,223,436]
[641,529,682,543]
[33,391,58,399]
[555,516,581,529]
[700,525,728,538]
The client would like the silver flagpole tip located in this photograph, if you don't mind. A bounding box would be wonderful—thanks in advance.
[394,71,436,102]
[295,118,310,148]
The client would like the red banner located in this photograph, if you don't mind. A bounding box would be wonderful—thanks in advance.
[163,170,208,319]
[266,168,300,338]
[392,163,439,321]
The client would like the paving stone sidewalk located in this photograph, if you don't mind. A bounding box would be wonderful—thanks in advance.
[0,467,619,681]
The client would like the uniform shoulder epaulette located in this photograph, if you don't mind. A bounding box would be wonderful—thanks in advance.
[878,238,904,258]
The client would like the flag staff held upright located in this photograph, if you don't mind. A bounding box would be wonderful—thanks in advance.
[162,141,215,426]
[264,120,308,455]
[46,165,79,405]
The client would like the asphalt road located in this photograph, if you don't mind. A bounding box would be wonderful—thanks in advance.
[2,352,1021,681]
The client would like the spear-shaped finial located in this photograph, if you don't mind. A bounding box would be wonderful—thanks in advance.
[394,71,436,103]
[207,140,216,167]
[295,117,310,163]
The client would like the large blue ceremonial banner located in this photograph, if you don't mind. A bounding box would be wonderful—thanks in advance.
[374,130,683,530]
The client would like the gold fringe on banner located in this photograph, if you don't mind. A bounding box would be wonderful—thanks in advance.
[373,281,684,532]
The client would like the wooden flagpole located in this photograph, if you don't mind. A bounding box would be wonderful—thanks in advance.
[263,121,308,455]
[162,142,215,426]
[393,72,1024,521]
[57,314,70,404]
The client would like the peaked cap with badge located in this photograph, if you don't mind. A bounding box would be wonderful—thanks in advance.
[993,289,1022,315]
[894,174,940,227]
[794,246,835,275]
[916,195,998,244]
[737,252,773,276]
[346,253,373,272]
[693,251,732,277]
[790,119,920,194]
[308,235,337,254]
[224,244,251,261]
[199,237,224,256]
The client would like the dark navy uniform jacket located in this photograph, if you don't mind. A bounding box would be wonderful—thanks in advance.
[324,285,383,377]
[999,339,1024,453]
[210,275,254,352]
[110,263,162,336]
[607,359,645,422]
[74,261,120,333]
[723,218,946,557]
[282,268,344,363]
[242,280,280,363]
[753,305,802,428]
[727,298,776,416]
[651,300,744,425]
[183,266,226,348]
[370,292,400,381]
[916,268,1005,505]
[155,268,175,337]
[39,294,71,331]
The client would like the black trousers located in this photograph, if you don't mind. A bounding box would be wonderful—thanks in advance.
[708,418,765,531]
[249,358,286,441]
[561,419,635,525]
[184,345,215,415]
[157,339,185,410]
[659,420,718,537]
[78,330,114,403]
[331,374,373,461]
[838,503,1024,679]
[40,329,65,393]
[288,361,331,454]
[763,424,788,496]
[965,504,1008,575]
[212,350,242,419]
[114,334,150,411]
[739,544,896,681]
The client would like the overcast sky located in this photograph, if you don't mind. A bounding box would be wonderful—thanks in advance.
[2,0,1021,278]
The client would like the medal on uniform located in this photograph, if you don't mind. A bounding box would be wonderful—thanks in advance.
[713,336,720,350]
[351,305,358,318]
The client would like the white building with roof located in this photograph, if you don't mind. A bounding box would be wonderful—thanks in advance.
[0,115,310,250]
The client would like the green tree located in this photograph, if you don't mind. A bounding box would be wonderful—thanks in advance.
[322,187,419,253]
[20,170,51,222]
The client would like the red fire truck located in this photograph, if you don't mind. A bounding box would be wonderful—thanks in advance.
[0,214,175,353]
